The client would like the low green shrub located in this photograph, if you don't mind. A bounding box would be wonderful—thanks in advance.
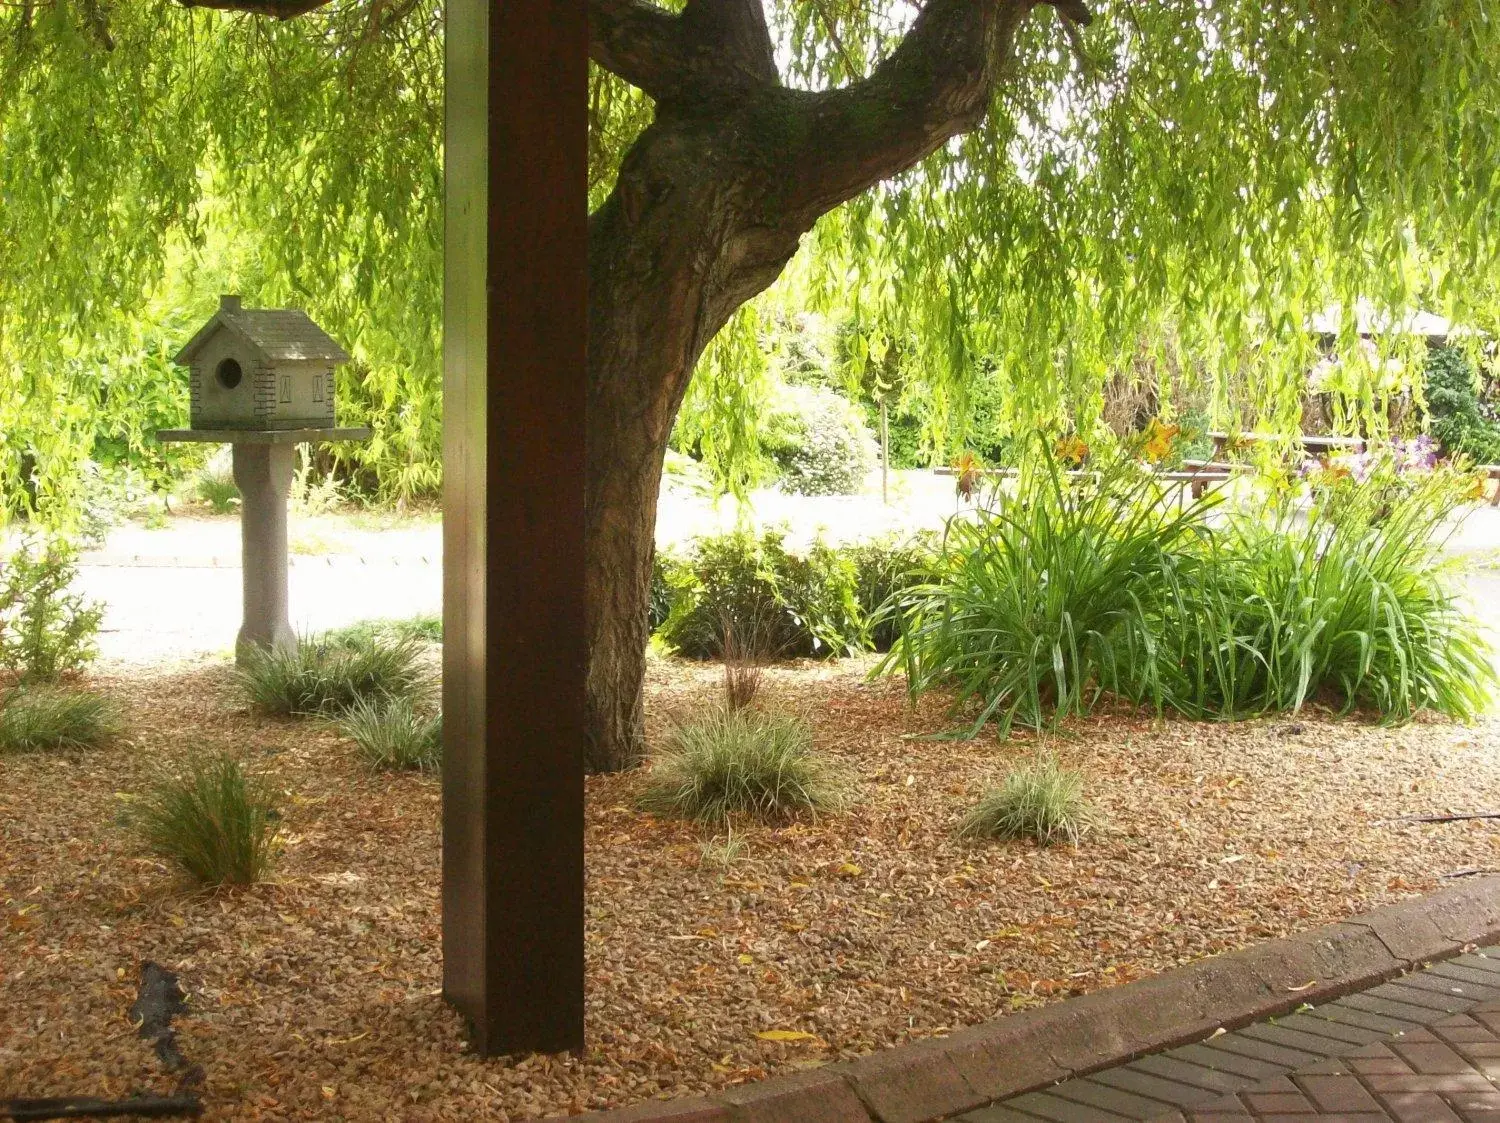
[657,530,861,659]
[847,535,935,652]
[132,757,280,886]
[1425,346,1500,465]
[237,634,429,716]
[325,613,442,648]
[762,385,877,496]
[960,756,1093,845]
[338,697,442,771]
[654,530,930,660]
[0,688,120,752]
[0,540,104,682]
[638,707,846,825]
[194,460,240,513]
[650,551,680,634]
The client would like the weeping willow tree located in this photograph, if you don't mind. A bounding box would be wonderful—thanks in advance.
[4,0,1500,769]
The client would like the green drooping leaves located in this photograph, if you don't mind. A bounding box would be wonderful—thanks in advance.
[6,0,1500,515]
[1,1,442,519]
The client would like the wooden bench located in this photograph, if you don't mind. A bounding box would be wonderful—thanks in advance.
[1209,431,1367,459]
[932,464,1238,502]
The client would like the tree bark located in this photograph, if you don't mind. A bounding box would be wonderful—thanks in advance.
[583,112,809,771]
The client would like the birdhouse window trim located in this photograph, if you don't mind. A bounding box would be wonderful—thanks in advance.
[279,375,292,404]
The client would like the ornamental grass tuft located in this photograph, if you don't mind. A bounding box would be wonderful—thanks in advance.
[338,696,442,772]
[960,756,1094,846]
[237,633,429,717]
[638,707,846,825]
[132,756,280,886]
[0,687,120,752]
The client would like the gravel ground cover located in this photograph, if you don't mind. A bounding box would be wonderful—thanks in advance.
[4,655,1500,1120]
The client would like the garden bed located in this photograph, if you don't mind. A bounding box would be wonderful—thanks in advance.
[4,655,1500,1120]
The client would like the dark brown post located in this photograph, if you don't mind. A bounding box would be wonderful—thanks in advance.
[441,0,588,1055]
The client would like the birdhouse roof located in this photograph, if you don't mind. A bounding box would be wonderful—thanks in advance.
[174,304,351,366]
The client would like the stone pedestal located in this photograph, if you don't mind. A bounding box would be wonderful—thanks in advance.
[231,443,296,661]
[156,427,371,664]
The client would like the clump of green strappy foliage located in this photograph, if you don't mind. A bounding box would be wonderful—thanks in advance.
[0,687,120,753]
[885,445,1493,733]
[132,756,281,887]
[961,756,1095,846]
[638,706,847,826]
[338,696,442,772]
[237,632,430,717]
[324,613,442,648]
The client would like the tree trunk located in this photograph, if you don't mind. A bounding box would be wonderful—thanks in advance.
[582,119,806,772]
[578,0,1040,773]
[581,376,666,775]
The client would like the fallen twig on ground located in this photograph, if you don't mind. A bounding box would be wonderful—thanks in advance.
[1379,811,1500,825]
[0,1095,202,1120]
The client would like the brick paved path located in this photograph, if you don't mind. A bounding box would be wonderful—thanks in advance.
[960,951,1500,1122]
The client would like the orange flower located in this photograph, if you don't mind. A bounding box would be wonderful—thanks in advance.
[953,452,984,500]
[1141,418,1181,464]
[1054,435,1090,466]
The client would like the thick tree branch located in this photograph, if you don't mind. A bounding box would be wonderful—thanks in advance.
[770,0,1036,218]
[679,0,778,87]
[589,0,779,101]
[176,0,333,17]
[589,0,690,101]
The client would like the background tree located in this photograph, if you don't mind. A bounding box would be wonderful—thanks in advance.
[5,0,1500,770]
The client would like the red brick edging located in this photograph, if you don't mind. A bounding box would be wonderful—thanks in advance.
[564,877,1500,1123]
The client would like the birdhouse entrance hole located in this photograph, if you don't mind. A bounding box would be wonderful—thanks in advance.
[216,358,243,390]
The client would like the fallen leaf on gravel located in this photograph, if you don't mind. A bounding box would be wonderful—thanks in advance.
[756,1030,821,1043]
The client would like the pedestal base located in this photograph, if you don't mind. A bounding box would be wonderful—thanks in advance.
[231,444,296,663]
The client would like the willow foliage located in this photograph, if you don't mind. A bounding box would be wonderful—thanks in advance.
[4,0,1500,516]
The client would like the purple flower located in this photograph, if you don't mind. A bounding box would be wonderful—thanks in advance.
[1399,436,1437,473]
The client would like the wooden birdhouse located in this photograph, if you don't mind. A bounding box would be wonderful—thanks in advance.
[173,295,350,430]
